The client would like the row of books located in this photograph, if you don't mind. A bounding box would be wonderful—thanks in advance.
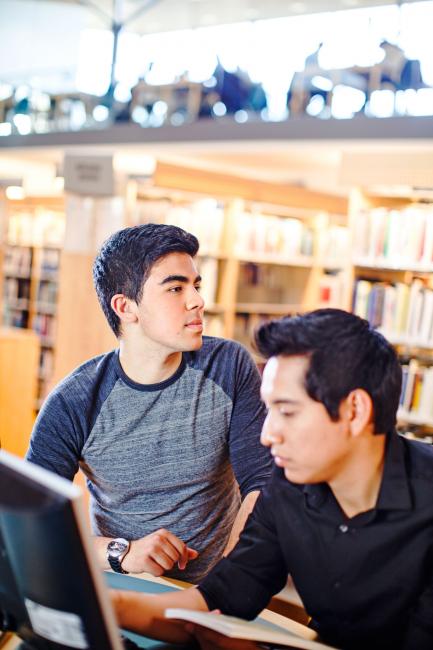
[317,272,347,309]
[316,225,350,267]
[233,313,273,350]
[39,348,54,380]
[32,313,56,341]
[234,213,314,259]
[136,197,225,255]
[400,359,433,423]
[39,248,61,274]
[353,205,433,268]
[353,278,433,345]
[3,277,31,302]
[2,307,29,328]
[4,246,32,277]
[37,281,58,305]
[237,263,306,306]
[8,209,65,248]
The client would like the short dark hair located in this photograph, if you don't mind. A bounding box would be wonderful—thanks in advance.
[254,308,402,433]
[93,223,199,337]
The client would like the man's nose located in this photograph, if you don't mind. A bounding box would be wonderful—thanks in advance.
[261,415,274,447]
[186,286,205,310]
[261,414,282,447]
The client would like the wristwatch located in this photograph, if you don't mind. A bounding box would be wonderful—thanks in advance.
[106,538,130,574]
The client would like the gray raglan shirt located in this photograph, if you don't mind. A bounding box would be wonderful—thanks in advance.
[26,336,272,582]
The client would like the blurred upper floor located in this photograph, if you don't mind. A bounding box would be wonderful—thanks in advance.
[1,0,433,144]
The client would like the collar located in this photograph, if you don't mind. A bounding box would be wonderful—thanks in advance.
[375,431,412,511]
[302,431,412,514]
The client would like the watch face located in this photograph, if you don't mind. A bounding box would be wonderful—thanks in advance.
[107,538,129,558]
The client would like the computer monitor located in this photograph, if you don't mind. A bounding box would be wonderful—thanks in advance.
[0,449,124,650]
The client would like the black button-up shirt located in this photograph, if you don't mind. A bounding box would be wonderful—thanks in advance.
[199,432,433,649]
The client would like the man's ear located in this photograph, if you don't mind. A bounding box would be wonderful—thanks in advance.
[110,294,138,326]
[344,389,374,437]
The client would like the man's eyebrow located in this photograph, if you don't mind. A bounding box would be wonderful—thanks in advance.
[159,274,202,285]
[271,399,301,406]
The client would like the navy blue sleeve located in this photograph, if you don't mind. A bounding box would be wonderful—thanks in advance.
[26,389,84,480]
[227,344,272,497]
[198,477,287,618]
[26,351,117,481]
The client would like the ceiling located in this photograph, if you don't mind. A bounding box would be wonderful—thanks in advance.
[17,0,430,34]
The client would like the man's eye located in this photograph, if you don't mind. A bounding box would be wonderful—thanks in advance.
[280,411,294,418]
[169,286,182,293]
[195,285,202,292]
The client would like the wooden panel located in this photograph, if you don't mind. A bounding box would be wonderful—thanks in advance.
[52,253,117,386]
[154,161,348,215]
[0,327,39,457]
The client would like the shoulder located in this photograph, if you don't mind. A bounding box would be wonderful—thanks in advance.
[189,336,255,369]
[402,435,433,482]
[42,350,118,413]
[186,337,260,394]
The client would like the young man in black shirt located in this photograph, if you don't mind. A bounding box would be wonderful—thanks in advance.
[112,309,433,650]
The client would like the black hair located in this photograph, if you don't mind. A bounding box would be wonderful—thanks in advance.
[93,223,199,337]
[254,308,402,434]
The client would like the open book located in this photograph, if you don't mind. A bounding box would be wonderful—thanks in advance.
[165,609,337,649]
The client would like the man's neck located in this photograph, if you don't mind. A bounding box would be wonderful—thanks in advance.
[118,339,183,385]
[329,433,387,519]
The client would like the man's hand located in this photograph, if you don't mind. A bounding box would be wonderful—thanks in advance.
[186,624,261,649]
[121,529,198,576]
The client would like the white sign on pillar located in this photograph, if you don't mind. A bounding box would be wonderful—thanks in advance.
[63,155,125,254]
[64,155,114,197]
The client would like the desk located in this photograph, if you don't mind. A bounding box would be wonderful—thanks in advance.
[1,572,315,649]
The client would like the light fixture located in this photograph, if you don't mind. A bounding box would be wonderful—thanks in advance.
[6,185,25,200]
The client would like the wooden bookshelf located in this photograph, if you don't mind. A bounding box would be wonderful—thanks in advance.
[0,327,39,456]
[349,188,433,435]
[0,199,64,408]
[133,171,350,354]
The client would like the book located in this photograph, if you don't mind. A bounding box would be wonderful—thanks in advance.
[165,608,337,649]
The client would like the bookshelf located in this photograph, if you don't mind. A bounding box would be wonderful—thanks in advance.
[0,327,39,456]
[0,200,65,408]
[131,172,350,359]
[349,188,433,436]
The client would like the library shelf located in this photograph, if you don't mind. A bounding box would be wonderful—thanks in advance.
[205,304,226,314]
[397,409,433,429]
[0,198,64,410]
[236,253,314,268]
[235,303,302,315]
[350,188,433,437]
[354,259,433,274]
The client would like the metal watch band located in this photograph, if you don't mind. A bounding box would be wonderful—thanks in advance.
[108,555,129,574]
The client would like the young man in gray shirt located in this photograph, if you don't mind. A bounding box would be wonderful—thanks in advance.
[26,223,272,583]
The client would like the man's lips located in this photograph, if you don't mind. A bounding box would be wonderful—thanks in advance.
[271,450,291,467]
[186,320,203,329]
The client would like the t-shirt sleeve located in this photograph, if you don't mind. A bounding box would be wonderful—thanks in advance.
[26,389,84,481]
[228,345,272,497]
[197,481,287,619]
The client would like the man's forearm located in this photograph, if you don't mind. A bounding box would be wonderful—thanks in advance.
[112,585,208,641]
[224,490,260,555]
[94,535,113,569]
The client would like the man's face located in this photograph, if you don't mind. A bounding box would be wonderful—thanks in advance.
[134,252,205,353]
[260,355,352,485]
